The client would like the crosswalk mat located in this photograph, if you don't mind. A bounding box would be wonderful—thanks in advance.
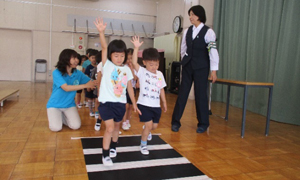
[80,135,211,180]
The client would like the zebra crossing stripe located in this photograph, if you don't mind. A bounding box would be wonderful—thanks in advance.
[83,144,173,155]
[86,157,190,172]
[165,175,212,180]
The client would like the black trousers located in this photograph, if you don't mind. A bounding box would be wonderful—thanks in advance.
[171,61,209,129]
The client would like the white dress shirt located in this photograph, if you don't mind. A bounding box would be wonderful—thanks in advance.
[181,23,219,71]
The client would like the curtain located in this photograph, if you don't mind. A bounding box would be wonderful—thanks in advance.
[212,0,300,125]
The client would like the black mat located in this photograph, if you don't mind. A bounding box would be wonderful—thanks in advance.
[81,135,211,180]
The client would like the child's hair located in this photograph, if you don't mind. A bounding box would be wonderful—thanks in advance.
[95,50,102,64]
[142,48,160,61]
[107,39,128,64]
[127,48,134,55]
[81,55,88,61]
[86,48,93,56]
[56,49,78,75]
[188,5,206,24]
[77,53,82,65]
[89,49,98,58]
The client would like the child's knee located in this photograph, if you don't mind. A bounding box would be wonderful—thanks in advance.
[152,123,158,130]
[105,126,114,133]
[145,123,152,130]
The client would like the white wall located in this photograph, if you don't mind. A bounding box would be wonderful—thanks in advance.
[0,0,158,81]
[0,29,32,81]
[0,0,215,82]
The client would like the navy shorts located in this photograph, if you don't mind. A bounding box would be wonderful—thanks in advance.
[76,89,82,93]
[85,89,97,99]
[138,104,161,123]
[126,88,136,105]
[98,102,126,122]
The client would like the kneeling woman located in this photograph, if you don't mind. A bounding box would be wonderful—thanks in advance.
[47,49,96,131]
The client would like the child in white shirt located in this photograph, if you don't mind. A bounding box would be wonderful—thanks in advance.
[131,36,167,155]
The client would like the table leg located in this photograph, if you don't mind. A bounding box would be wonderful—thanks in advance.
[225,85,231,121]
[241,86,248,138]
[265,87,273,136]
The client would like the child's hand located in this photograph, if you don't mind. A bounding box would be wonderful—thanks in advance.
[162,102,167,112]
[130,36,144,48]
[94,18,107,33]
[133,104,142,115]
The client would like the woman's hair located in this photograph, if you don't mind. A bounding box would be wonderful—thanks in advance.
[188,5,206,24]
[142,48,160,61]
[107,39,127,64]
[127,48,134,55]
[56,49,78,75]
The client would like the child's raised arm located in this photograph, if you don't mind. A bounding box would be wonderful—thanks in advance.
[94,18,107,66]
[130,36,143,72]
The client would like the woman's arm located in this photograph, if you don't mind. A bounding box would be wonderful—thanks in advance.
[94,18,108,66]
[181,28,188,59]
[61,80,95,92]
[205,29,219,83]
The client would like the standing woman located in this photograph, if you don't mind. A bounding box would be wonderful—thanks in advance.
[171,5,219,133]
[47,49,96,132]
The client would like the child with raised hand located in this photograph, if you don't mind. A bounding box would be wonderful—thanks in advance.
[122,48,138,130]
[131,36,167,155]
[94,17,141,166]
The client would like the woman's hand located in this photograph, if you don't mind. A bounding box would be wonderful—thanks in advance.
[86,80,96,89]
[209,70,217,83]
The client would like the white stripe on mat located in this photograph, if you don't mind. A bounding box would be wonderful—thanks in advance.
[87,157,190,172]
[164,175,212,180]
[83,144,173,155]
[71,133,162,140]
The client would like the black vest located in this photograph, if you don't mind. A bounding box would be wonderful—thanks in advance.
[181,25,210,69]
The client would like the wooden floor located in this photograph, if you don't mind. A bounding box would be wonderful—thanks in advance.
[0,81,300,180]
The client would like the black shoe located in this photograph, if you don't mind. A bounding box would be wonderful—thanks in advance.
[196,127,207,133]
[171,125,179,132]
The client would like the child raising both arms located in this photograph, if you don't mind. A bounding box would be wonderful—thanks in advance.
[131,36,167,155]
[94,18,141,166]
